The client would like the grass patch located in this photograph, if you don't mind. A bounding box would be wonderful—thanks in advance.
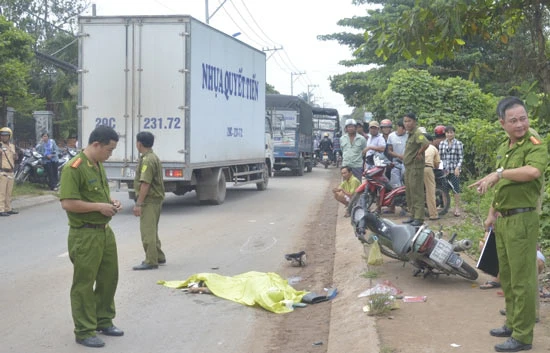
[12,182,52,197]
[380,346,396,353]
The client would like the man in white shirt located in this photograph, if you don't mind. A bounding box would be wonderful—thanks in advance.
[362,120,386,169]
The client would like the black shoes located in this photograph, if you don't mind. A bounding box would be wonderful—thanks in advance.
[97,325,124,336]
[490,326,513,337]
[494,337,532,352]
[76,336,105,348]
[0,212,9,216]
[132,262,159,270]
[402,218,414,224]
[410,220,424,227]
[7,210,18,214]
[158,259,166,264]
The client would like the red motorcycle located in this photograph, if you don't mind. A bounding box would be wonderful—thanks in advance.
[347,163,406,215]
[347,160,450,217]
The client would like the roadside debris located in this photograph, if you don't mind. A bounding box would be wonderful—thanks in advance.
[402,296,427,303]
[285,251,307,267]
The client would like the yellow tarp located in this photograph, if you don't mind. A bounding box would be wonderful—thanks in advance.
[158,271,308,314]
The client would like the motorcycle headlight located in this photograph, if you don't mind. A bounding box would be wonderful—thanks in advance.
[32,151,42,158]
[352,206,365,223]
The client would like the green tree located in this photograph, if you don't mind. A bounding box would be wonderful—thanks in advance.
[0,16,44,127]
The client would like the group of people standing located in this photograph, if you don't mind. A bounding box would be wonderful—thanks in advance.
[333,115,464,224]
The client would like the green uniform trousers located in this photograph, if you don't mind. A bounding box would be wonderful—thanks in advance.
[404,166,425,220]
[141,201,165,265]
[68,226,118,339]
[495,211,538,344]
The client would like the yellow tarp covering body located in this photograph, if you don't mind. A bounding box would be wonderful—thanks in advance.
[158,271,308,314]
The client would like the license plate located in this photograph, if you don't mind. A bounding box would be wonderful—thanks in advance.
[429,240,453,264]
[125,168,136,178]
[446,252,463,267]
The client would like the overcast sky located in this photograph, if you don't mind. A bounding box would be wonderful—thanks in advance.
[82,0,369,116]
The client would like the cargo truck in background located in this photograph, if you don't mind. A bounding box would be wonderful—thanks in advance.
[312,107,340,139]
[78,15,269,204]
[266,95,313,176]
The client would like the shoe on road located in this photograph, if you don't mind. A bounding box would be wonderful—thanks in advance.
[7,210,18,214]
[76,336,105,348]
[132,262,158,270]
[410,219,423,227]
[490,326,513,337]
[494,337,532,352]
[402,218,414,224]
[97,325,124,336]
[159,259,166,264]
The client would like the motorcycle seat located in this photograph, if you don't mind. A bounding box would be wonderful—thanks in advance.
[390,225,415,255]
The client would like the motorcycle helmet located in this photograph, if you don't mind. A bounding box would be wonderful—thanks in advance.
[380,119,392,128]
[324,132,329,137]
[345,118,357,127]
[434,125,446,137]
[36,166,45,176]
[0,127,12,138]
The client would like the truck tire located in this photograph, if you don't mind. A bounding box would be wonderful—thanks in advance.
[212,172,227,204]
[296,158,304,176]
[256,169,269,190]
[197,168,226,205]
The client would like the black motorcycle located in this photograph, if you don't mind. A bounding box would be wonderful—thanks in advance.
[350,186,478,280]
[15,149,48,185]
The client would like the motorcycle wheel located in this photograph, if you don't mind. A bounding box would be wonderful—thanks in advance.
[454,261,479,280]
[424,187,450,217]
[15,166,30,184]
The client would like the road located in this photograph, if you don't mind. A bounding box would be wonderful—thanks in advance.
[0,168,338,353]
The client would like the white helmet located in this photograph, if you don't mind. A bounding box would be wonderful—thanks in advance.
[345,119,356,127]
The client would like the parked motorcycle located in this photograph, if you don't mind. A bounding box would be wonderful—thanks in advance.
[347,157,450,217]
[14,149,47,185]
[349,197,478,280]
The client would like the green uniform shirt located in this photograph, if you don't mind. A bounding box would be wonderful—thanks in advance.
[339,176,361,194]
[134,150,165,202]
[59,152,112,227]
[403,127,429,168]
[493,131,548,211]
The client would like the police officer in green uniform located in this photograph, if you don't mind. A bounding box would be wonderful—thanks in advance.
[59,125,124,348]
[470,97,548,352]
[402,113,429,226]
[132,131,166,270]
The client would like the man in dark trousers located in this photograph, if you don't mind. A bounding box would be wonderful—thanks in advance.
[59,125,124,348]
[132,131,166,270]
[470,97,548,352]
[402,113,429,226]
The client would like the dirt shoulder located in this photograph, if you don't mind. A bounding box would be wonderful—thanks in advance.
[330,209,550,353]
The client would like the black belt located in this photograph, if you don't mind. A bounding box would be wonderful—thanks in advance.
[1,168,13,172]
[500,208,535,217]
[74,223,108,229]
[425,165,433,168]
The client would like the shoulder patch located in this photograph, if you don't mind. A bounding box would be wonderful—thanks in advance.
[530,136,541,145]
[71,157,82,168]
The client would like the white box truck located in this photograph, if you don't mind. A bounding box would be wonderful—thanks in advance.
[78,15,269,204]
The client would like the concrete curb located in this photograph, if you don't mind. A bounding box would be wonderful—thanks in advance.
[12,194,58,211]
[327,205,380,353]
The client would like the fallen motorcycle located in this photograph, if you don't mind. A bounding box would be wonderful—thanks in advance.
[349,195,478,280]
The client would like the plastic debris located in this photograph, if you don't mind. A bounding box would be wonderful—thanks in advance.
[312,341,323,346]
[402,296,427,303]
[358,281,402,298]
[450,343,461,348]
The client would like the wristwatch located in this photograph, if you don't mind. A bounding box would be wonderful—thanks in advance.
[496,167,504,179]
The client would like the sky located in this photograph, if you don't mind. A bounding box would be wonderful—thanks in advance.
[81,0,370,116]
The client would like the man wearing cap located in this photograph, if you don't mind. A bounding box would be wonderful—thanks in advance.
[341,119,367,180]
[402,113,430,226]
[0,127,18,216]
[362,120,386,170]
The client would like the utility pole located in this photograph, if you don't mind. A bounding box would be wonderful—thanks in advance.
[205,0,228,24]
[290,72,305,96]
[262,46,283,61]
[307,84,318,104]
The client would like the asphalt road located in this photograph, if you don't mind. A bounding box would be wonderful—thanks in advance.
[0,168,333,353]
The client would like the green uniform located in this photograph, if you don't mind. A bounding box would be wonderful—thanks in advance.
[403,127,429,220]
[134,150,166,265]
[493,131,548,344]
[59,152,119,340]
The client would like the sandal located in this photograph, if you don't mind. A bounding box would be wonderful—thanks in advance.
[480,280,501,290]
[454,211,461,217]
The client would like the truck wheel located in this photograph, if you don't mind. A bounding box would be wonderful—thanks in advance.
[212,172,227,204]
[296,158,304,176]
[256,169,268,190]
